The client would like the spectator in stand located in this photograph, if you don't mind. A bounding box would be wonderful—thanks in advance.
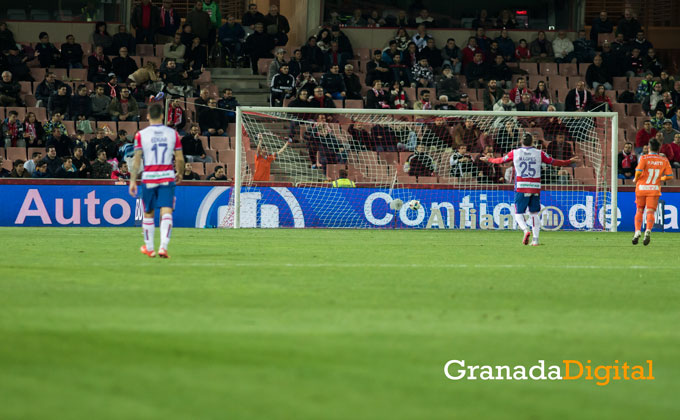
[660,119,680,144]
[43,112,67,137]
[530,31,554,62]
[87,46,112,83]
[184,36,207,78]
[5,46,33,82]
[0,21,16,52]
[365,49,391,86]
[55,157,79,179]
[565,80,594,111]
[266,49,287,84]
[472,9,493,30]
[642,49,662,77]
[660,133,680,167]
[181,124,212,163]
[635,73,658,103]
[32,161,49,178]
[533,80,551,110]
[2,110,26,147]
[381,40,400,64]
[642,83,664,116]
[35,32,61,68]
[105,73,122,99]
[393,27,410,52]
[586,54,612,90]
[495,29,515,63]
[162,59,192,97]
[46,127,72,158]
[0,71,21,107]
[388,81,410,109]
[91,149,112,179]
[453,119,481,151]
[185,1,210,44]
[617,141,638,179]
[672,81,680,106]
[509,77,531,104]
[590,11,614,43]
[617,9,642,41]
[436,65,461,101]
[163,33,186,65]
[456,93,474,110]
[10,159,30,178]
[301,36,324,73]
[343,64,362,100]
[330,26,353,59]
[516,92,538,112]
[242,3,265,35]
[483,79,505,111]
[625,48,645,77]
[401,42,419,69]
[254,133,289,181]
[635,120,657,154]
[655,92,677,119]
[23,113,46,147]
[113,25,136,56]
[419,38,443,71]
[157,0,181,42]
[48,86,72,119]
[219,15,245,60]
[368,10,386,27]
[672,108,680,131]
[264,4,290,46]
[441,38,462,74]
[553,31,575,63]
[405,144,436,177]
[110,160,130,180]
[348,9,367,27]
[515,39,532,62]
[131,0,160,44]
[316,28,331,52]
[365,80,390,109]
[412,24,432,51]
[474,27,491,54]
[217,88,239,123]
[180,23,195,49]
[332,169,356,188]
[112,47,138,82]
[108,87,140,122]
[92,127,116,160]
[494,92,516,112]
[657,73,675,96]
[461,37,479,69]
[61,35,84,69]
[415,9,435,28]
[324,41,348,73]
[309,86,336,108]
[166,97,186,133]
[572,30,596,63]
[206,165,228,181]
[23,152,42,176]
[182,162,201,181]
[202,0,222,50]
[71,146,91,178]
[546,133,574,160]
[496,9,517,29]
[413,89,432,110]
[389,54,410,87]
[632,31,653,57]
[476,145,505,183]
[449,144,476,177]
[489,54,512,89]
[270,64,296,106]
[244,22,275,74]
[92,22,115,56]
[610,33,628,57]
[199,98,228,136]
[91,85,112,121]
[599,41,621,77]
[35,71,68,108]
[412,57,434,88]
[464,52,487,89]
[592,85,613,110]
[650,109,666,130]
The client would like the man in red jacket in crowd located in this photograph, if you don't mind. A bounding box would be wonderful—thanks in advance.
[635,120,657,155]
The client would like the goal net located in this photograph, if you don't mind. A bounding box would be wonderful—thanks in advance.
[224,108,618,231]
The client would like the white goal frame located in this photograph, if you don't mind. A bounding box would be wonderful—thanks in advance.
[234,107,619,231]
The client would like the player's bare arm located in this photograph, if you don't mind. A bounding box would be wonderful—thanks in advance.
[174,150,185,183]
[129,149,143,197]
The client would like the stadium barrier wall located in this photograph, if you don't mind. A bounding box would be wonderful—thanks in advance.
[1,182,679,232]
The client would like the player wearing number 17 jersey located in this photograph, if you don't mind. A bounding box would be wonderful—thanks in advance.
[632,139,673,246]
[481,134,577,245]
[129,104,185,258]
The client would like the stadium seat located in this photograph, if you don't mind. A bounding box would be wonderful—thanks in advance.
[217,149,235,164]
[68,69,88,81]
[203,150,217,162]
[345,99,363,109]
[143,56,162,68]
[325,163,345,179]
[205,162,222,175]
[24,95,37,107]
[97,121,117,132]
[154,45,165,58]
[548,75,568,91]
[30,68,48,82]
[559,63,578,76]
[417,176,438,184]
[227,125,236,137]
[130,56,142,68]
[52,69,67,79]
[191,163,205,176]
[139,121,150,130]
[379,152,399,165]
[27,147,44,157]
[7,107,26,120]
[540,62,558,76]
[355,48,371,61]
[258,58,273,75]
[598,33,615,46]
[137,44,154,57]
[117,121,139,135]
[627,103,644,117]
[210,136,230,150]
[610,103,626,116]
[333,99,343,108]
[519,62,538,74]
[6,147,27,161]
[18,81,32,96]
[612,77,628,91]
[461,88,477,100]
[195,136,208,151]
[1,158,11,171]
[0,107,5,119]
[63,120,75,135]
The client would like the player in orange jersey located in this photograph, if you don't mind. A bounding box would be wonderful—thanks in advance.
[632,139,673,245]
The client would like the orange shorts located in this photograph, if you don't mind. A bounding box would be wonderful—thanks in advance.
[636,195,660,210]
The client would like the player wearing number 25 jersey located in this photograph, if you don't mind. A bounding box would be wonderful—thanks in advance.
[632,139,672,246]
[484,134,575,246]
[129,104,185,258]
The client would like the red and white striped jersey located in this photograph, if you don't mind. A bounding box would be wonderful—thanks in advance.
[489,146,571,193]
[134,124,182,184]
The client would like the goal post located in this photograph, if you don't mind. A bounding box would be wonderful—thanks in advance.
[231,107,619,231]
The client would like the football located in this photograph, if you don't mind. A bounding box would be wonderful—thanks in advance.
[408,200,421,210]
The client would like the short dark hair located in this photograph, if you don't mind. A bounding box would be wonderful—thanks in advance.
[8,110,17,117]
[649,138,660,152]
[73,145,83,151]
[339,169,348,178]
[522,133,534,146]
[421,89,430,95]
[13,159,24,167]
[148,104,163,119]
[39,32,48,39]
[31,152,42,158]
[118,129,127,136]
[214,165,224,171]
[76,130,85,135]
[97,148,107,156]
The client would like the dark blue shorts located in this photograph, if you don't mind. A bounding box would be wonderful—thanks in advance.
[515,192,541,214]
[141,183,176,212]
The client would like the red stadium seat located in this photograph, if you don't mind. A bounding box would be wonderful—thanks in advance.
[23,95,37,107]
[205,162,222,175]
[139,121,150,130]
[547,75,568,91]
[203,150,217,162]
[117,121,139,135]
[155,45,165,58]
[198,135,209,150]
[519,62,538,74]
[69,69,88,82]
[210,136,230,150]
[6,147,27,161]
[540,62,558,76]
[345,99,363,109]
[136,44,154,57]
[627,103,644,117]
[62,120,75,135]
[6,107,26,120]
[559,63,578,76]
[190,162,205,176]
[27,106,47,122]
[612,77,628,91]
[217,149,235,164]
[1,158,12,171]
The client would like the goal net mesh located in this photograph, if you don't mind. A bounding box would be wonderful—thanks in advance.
[223,109,614,230]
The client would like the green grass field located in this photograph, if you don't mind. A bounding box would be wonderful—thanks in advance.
[1,227,679,419]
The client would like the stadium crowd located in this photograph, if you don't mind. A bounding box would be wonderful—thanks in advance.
[1,3,679,181]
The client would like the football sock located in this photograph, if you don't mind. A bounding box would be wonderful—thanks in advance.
[514,214,529,232]
[634,208,644,232]
[645,209,655,231]
[143,217,155,251]
[160,214,173,250]
[531,213,541,240]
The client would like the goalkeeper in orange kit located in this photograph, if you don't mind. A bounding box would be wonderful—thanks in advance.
[633,139,673,245]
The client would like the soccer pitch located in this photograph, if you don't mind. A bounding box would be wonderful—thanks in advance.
[1,228,678,419]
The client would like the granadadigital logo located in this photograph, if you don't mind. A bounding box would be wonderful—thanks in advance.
[194,187,305,228]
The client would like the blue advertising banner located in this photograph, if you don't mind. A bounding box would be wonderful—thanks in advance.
[1,184,679,232]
